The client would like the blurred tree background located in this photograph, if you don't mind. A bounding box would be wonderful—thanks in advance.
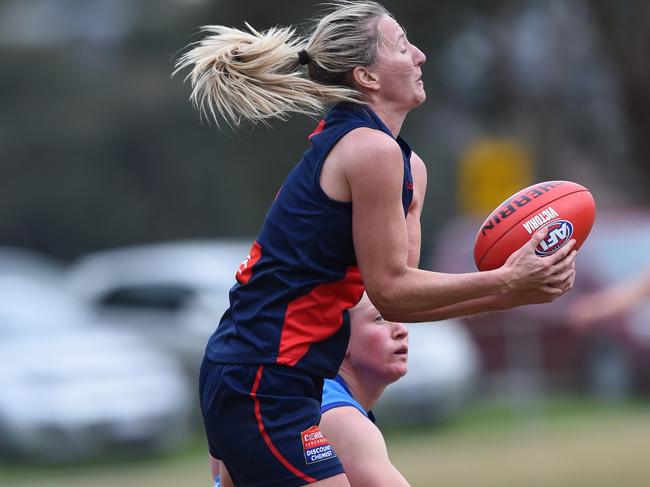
[1,0,648,261]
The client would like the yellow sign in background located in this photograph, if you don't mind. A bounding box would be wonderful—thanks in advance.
[457,138,534,215]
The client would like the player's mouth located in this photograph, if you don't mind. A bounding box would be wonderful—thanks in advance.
[394,344,408,355]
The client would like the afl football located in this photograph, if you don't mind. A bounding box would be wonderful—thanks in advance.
[474,181,596,271]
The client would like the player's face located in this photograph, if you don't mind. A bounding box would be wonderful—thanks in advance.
[347,294,409,384]
[369,15,427,110]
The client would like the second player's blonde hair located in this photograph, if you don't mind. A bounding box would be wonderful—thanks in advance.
[174,1,389,127]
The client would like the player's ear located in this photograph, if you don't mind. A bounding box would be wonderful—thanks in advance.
[351,65,379,91]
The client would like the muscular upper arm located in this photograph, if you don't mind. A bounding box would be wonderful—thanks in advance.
[320,407,410,487]
[340,129,412,309]
[335,129,506,319]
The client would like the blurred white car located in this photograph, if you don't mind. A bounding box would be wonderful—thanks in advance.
[374,319,479,425]
[0,277,193,463]
[65,240,253,380]
[0,246,64,281]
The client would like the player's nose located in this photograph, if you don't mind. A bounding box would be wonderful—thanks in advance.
[413,44,426,66]
[392,322,408,340]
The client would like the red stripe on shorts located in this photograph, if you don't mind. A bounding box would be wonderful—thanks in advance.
[250,365,317,484]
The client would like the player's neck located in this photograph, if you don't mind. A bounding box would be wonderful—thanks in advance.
[338,367,386,412]
[366,101,406,137]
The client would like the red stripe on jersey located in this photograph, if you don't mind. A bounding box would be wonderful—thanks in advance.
[249,366,317,483]
[277,266,364,366]
[308,119,325,140]
[236,241,262,285]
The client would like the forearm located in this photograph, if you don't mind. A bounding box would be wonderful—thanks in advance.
[596,279,650,316]
[367,266,509,318]
[382,293,511,323]
[638,268,650,297]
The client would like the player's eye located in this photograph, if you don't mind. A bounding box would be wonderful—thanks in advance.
[374,315,385,323]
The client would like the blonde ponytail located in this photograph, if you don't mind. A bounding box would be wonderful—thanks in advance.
[174,1,389,127]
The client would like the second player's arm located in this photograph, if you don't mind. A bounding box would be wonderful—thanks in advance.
[320,407,410,487]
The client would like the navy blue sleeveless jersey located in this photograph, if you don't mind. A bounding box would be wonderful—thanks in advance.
[205,103,414,378]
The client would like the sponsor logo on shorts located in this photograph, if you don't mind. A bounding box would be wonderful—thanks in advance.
[300,425,337,465]
[535,220,573,256]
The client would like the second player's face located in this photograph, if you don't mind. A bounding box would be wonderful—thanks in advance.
[347,294,409,384]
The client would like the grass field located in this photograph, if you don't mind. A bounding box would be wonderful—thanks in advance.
[1,398,649,487]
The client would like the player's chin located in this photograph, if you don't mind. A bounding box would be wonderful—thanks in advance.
[410,92,426,109]
[381,362,407,383]
[391,359,408,378]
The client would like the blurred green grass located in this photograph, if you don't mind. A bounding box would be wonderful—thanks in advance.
[1,397,649,487]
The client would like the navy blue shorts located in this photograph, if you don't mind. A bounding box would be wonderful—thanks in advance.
[199,358,345,487]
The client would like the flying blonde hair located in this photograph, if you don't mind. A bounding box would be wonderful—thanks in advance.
[173,1,389,127]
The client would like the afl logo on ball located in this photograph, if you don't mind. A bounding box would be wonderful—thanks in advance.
[535,220,573,256]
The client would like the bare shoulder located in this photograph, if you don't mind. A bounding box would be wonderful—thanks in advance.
[409,150,428,198]
[321,404,376,430]
[333,128,404,174]
[410,150,427,174]
[339,127,400,150]
[320,407,410,486]
[320,406,383,444]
